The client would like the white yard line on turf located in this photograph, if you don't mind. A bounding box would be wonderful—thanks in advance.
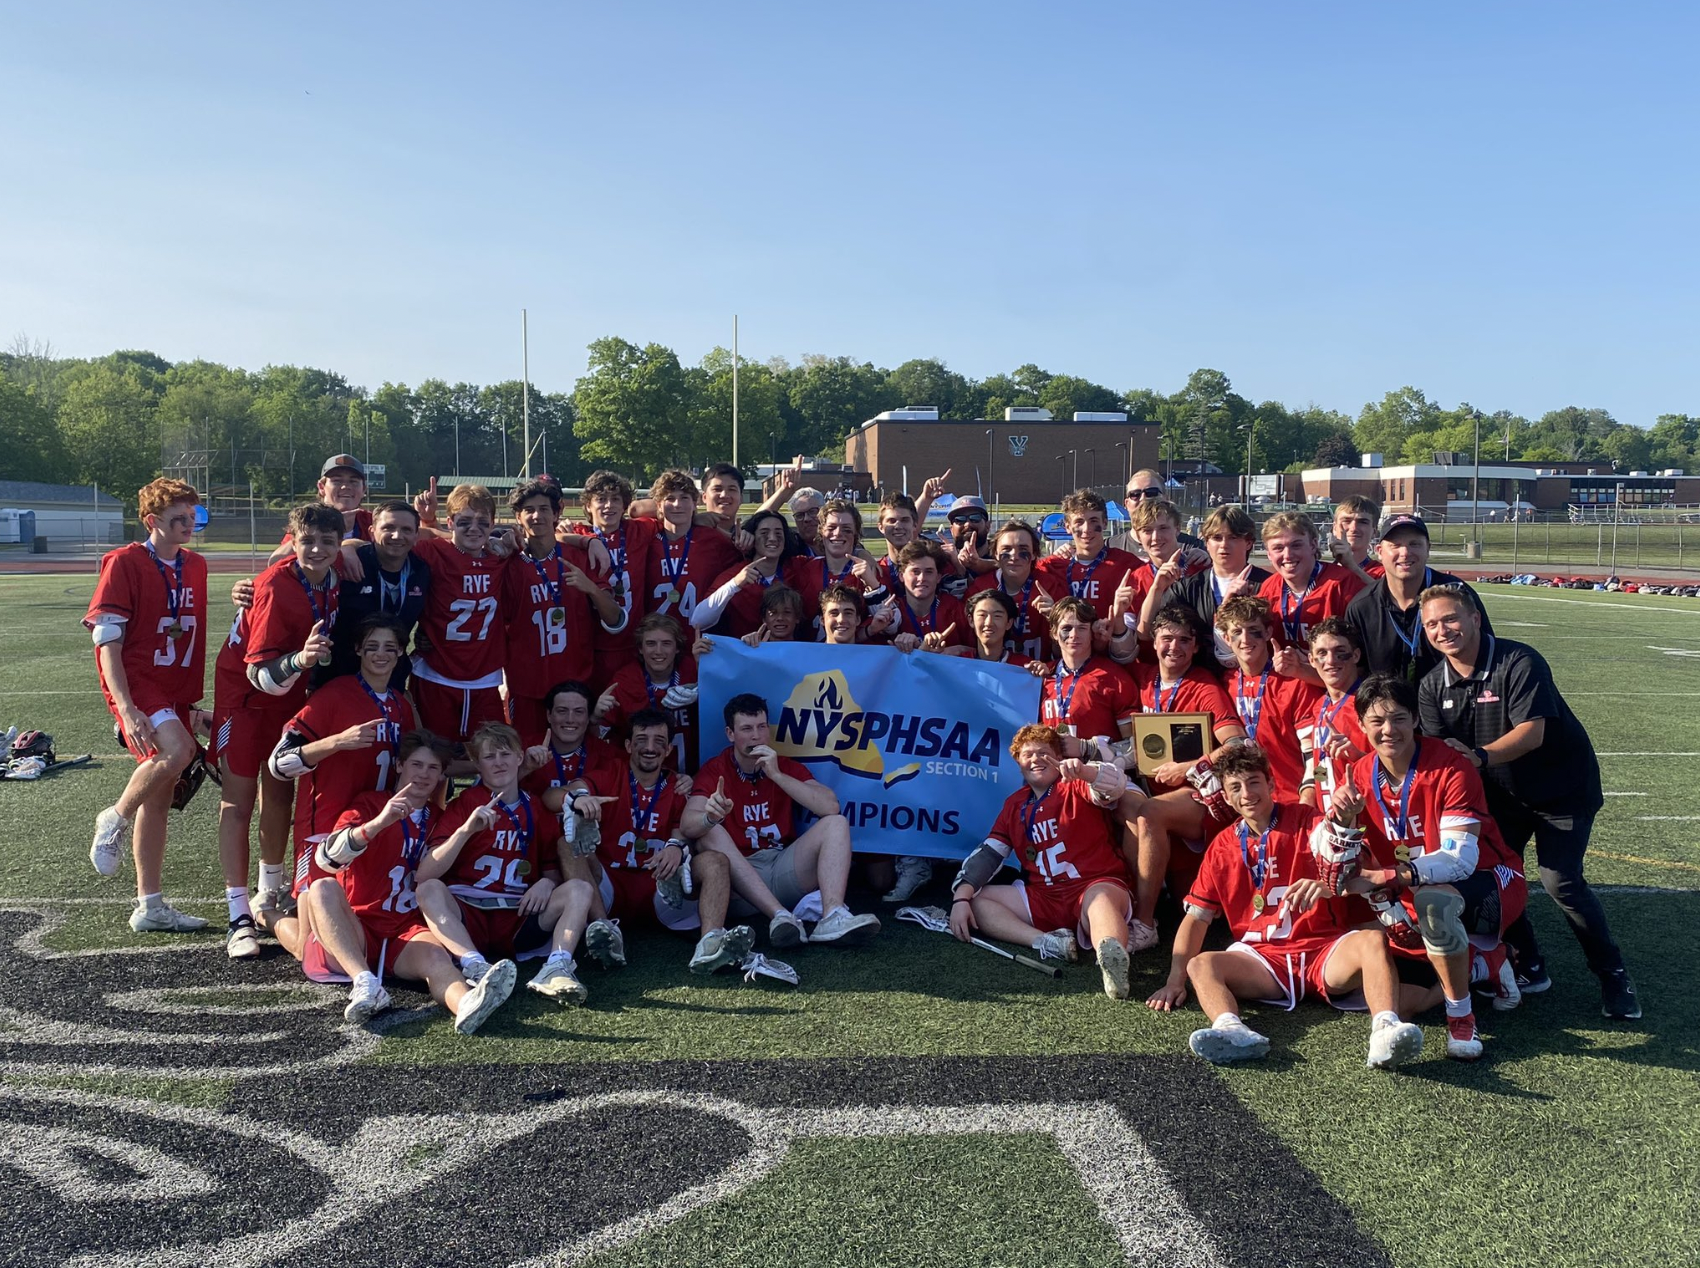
[1635,815,1700,821]
[1597,752,1700,757]
[1485,592,1700,614]
[1602,791,1648,796]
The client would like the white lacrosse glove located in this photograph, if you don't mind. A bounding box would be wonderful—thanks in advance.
[1308,818,1363,896]
[662,683,699,710]
[1089,762,1128,805]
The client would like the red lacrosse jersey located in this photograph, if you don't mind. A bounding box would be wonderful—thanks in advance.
[329,792,435,940]
[503,545,614,702]
[1226,665,1323,800]
[702,560,789,638]
[85,542,210,712]
[569,518,659,666]
[1347,738,1522,907]
[877,591,972,649]
[412,535,507,686]
[645,523,744,628]
[281,507,373,548]
[281,675,417,852]
[601,658,700,772]
[1129,663,1238,791]
[790,555,876,640]
[1310,690,1371,814]
[1187,802,1352,947]
[583,764,689,870]
[973,644,1034,668]
[1040,659,1139,739]
[519,736,625,800]
[1035,546,1141,618]
[986,778,1129,894]
[215,558,340,717]
[693,750,815,854]
[1258,562,1365,650]
[1123,554,1212,620]
[431,785,562,908]
[965,571,1065,661]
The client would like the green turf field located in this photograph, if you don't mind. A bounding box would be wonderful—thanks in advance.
[1,573,1697,1268]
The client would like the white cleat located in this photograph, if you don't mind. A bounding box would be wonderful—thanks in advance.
[90,807,129,877]
[129,901,209,933]
[1033,929,1079,963]
[1189,1021,1271,1064]
[1366,1016,1425,1069]
[344,972,392,1024]
[810,906,881,946]
[584,919,627,969]
[226,916,262,959]
[1097,937,1131,1000]
[1125,919,1160,953]
[454,958,516,1034]
[526,954,589,1005]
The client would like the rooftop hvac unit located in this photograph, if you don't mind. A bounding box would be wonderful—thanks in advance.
[1072,411,1128,422]
[1005,406,1053,421]
[1361,453,1384,468]
[1661,468,1686,476]
[870,407,940,422]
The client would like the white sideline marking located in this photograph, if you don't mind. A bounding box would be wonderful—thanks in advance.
[1635,815,1700,821]
[1648,645,1700,658]
[1602,792,1648,797]
[1485,593,1700,614]
[1597,752,1700,757]
[1569,692,1700,697]
[1496,621,1549,627]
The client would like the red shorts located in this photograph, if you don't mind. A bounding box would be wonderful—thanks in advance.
[413,680,505,746]
[1390,864,1529,960]
[301,918,432,983]
[505,695,549,749]
[211,706,288,780]
[1227,933,1361,1011]
[109,697,195,762]
[454,900,550,961]
[1016,876,1133,946]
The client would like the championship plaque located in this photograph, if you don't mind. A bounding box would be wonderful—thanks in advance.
[1132,712,1215,776]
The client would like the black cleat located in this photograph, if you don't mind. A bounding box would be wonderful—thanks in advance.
[1600,969,1641,1020]
[1515,960,1552,994]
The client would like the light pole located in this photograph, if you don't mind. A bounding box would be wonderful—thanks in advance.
[1085,447,1096,489]
[1471,409,1483,545]
[986,428,994,504]
[1069,449,1078,489]
[1114,440,1128,488]
[1055,454,1066,501]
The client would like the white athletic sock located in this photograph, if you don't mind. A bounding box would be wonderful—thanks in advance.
[1372,1010,1401,1030]
[258,863,287,893]
[140,892,164,910]
[352,970,378,989]
[1213,1012,1243,1030]
[462,952,490,973]
[1443,995,1473,1019]
[546,949,574,966]
[226,886,252,923]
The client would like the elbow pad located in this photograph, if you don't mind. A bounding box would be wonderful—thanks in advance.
[1411,819,1479,885]
[315,827,365,873]
[267,732,311,781]
[91,615,126,646]
[952,841,1012,893]
[249,656,302,696]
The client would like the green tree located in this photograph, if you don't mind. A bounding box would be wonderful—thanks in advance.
[692,347,784,470]
[1037,374,1122,422]
[56,364,160,499]
[1648,415,1698,472]
[1354,387,1440,462]
[1312,430,1359,469]
[157,361,256,492]
[573,338,693,477]
[786,355,890,456]
[885,358,970,417]
[0,369,68,483]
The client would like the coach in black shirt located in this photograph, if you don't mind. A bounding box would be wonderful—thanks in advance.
[316,499,432,686]
[1416,583,1637,1020]
[1346,514,1491,683]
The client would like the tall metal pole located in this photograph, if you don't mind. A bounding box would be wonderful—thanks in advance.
[521,308,531,478]
[1472,410,1482,544]
[986,429,994,503]
[731,315,740,469]
[1085,447,1096,488]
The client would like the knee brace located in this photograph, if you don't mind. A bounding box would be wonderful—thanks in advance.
[1413,887,1468,958]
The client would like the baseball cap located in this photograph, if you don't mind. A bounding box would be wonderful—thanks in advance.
[320,454,366,480]
[948,495,989,520]
[1378,512,1428,539]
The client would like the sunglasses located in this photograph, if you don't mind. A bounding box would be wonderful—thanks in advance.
[950,513,988,524]
[1129,487,1163,499]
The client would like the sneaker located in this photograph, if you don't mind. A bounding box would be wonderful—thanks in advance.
[1445,1011,1483,1061]
[882,855,933,903]
[454,958,516,1033]
[768,910,808,948]
[1126,919,1160,953]
[254,887,296,929]
[1366,1016,1424,1069]
[90,807,129,877]
[810,905,881,946]
[344,972,392,1024]
[1097,937,1131,1000]
[129,900,209,933]
[1033,929,1079,964]
[1600,969,1642,1020]
[1189,1020,1271,1064]
[1514,958,1552,995]
[689,925,756,975]
[526,955,589,1005]
[226,915,262,960]
[584,919,627,969]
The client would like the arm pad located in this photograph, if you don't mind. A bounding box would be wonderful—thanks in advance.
[1410,818,1479,885]
[248,654,303,696]
[267,730,312,781]
[91,615,126,646]
[951,840,1014,893]
[315,826,365,872]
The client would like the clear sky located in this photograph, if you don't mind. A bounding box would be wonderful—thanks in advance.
[3,2,1695,426]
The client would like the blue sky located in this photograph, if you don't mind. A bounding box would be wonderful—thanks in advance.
[2,3,1695,426]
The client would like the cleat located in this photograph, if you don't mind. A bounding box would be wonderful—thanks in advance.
[1514,958,1552,995]
[584,919,627,969]
[1033,929,1079,963]
[253,887,296,930]
[129,900,208,933]
[460,954,492,985]
[1366,1016,1425,1069]
[526,954,589,1005]
[1125,919,1160,953]
[90,807,129,877]
[225,914,262,960]
[689,925,755,975]
[1600,969,1641,1021]
[739,952,798,985]
[1097,937,1131,1000]
[768,910,808,948]
[344,972,391,1024]
[454,958,516,1033]
[1190,1020,1272,1064]
[882,855,933,903]
[1445,1012,1483,1061]
[810,905,881,946]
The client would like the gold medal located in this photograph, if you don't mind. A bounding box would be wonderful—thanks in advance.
[547,606,566,629]
[164,622,183,639]
[1394,844,1412,862]
[1252,892,1266,914]
[667,587,682,604]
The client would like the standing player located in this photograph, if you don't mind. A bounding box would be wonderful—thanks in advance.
[872,491,926,594]
[645,469,745,628]
[1110,469,1206,559]
[86,477,211,934]
[965,519,1062,661]
[788,499,884,639]
[595,613,701,772]
[683,693,881,950]
[1327,495,1382,587]
[1145,744,1426,1069]
[1035,490,1141,621]
[1345,514,1491,683]
[318,500,431,685]
[883,541,973,653]
[415,723,597,1005]
[211,503,344,933]
[700,462,748,536]
[1215,596,1322,803]
[1304,618,1371,814]
[266,455,373,565]
[266,617,417,959]
[1257,511,1365,676]
[1339,674,1529,1060]
[409,484,508,752]
[1119,498,1210,637]
[569,469,660,688]
[272,733,517,1033]
[690,510,804,637]
[950,725,1143,999]
[505,478,626,744]
[1416,585,1637,1019]
[964,589,1031,665]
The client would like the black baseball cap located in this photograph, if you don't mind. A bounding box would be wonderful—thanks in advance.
[1378,512,1428,540]
[320,454,366,479]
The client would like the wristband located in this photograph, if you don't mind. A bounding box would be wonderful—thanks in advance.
[1473,747,1491,770]
[952,897,972,905]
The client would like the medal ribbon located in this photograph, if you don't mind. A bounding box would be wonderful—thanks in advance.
[1067,547,1107,598]
[1052,662,1086,724]
[529,544,566,607]
[821,555,854,587]
[643,665,681,708]
[357,678,400,769]
[629,770,667,841]
[400,807,431,868]
[1372,753,1419,841]
[1238,807,1278,890]
[901,595,941,637]
[493,792,535,849]
[144,540,185,629]
[294,563,336,633]
[1003,575,1035,637]
[1280,560,1323,643]
[661,528,693,593]
[595,526,628,591]
[1235,666,1271,742]
[551,744,587,786]
[1151,674,1183,714]
[1315,682,1360,749]
[379,557,412,616]
[1020,784,1054,846]
[1385,567,1433,661]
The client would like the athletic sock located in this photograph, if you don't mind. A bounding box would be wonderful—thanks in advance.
[1372,1010,1402,1030]
[258,863,287,893]
[1443,995,1474,1019]
[462,952,490,975]
[1213,1012,1244,1030]
[140,892,164,910]
[226,886,252,923]
[352,970,378,989]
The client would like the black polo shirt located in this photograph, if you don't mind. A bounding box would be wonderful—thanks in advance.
[1418,635,1602,816]
[1346,568,1492,684]
[1170,564,1273,629]
[313,544,433,687]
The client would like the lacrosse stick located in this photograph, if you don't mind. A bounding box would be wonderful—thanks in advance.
[895,905,1062,979]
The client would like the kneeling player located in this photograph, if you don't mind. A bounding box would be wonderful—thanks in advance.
[414,722,597,1005]
[683,693,881,950]
[272,732,516,1034]
[567,708,754,974]
[1145,745,1425,1068]
[949,725,1142,998]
